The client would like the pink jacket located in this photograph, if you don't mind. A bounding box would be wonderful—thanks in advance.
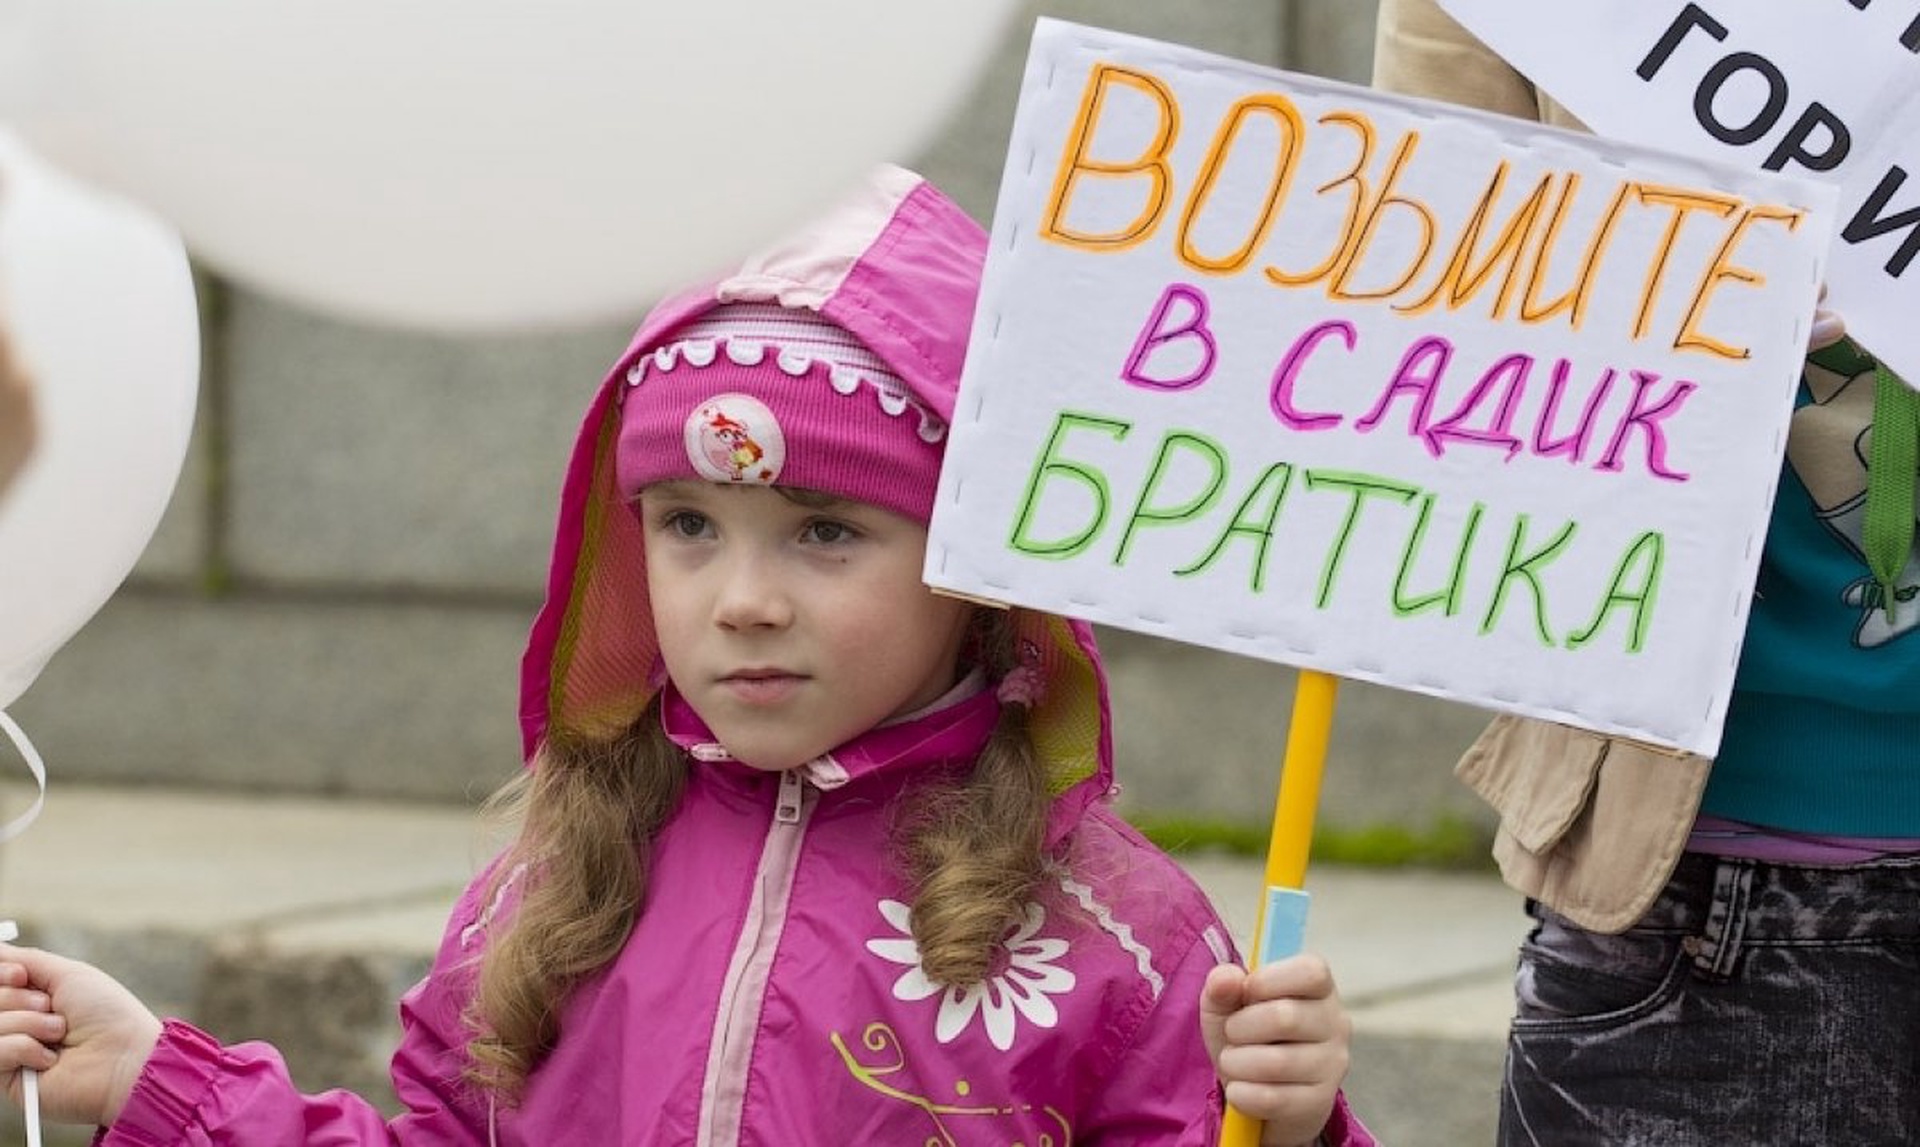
[102,168,1372,1146]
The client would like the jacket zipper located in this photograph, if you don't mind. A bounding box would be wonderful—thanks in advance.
[696,768,813,1146]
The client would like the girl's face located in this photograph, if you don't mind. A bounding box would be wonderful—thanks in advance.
[640,480,973,771]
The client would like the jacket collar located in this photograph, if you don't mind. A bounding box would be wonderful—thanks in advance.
[659,669,999,793]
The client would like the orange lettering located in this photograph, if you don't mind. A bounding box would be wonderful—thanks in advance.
[1040,65,1181,251]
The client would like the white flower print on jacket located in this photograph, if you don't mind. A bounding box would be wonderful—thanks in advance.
[867,898,1076,1051]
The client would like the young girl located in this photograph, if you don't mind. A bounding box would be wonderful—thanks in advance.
[0,166,1368,1146]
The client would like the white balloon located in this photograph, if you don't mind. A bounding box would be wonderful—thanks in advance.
[0,1,1021,331]
[0,130,199,708]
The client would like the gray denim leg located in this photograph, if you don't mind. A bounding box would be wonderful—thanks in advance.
[1498,853,1920,1147]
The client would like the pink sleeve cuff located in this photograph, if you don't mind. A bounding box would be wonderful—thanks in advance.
[1321,1090,1377,1147]
[98,1019,224,1146]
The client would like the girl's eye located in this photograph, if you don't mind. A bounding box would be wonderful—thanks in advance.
[661,510,710,538]
[803,519,854,545]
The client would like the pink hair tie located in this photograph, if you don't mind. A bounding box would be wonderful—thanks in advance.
[995,665,1045,708]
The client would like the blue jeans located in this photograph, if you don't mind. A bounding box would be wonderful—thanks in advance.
[1500,852,1920,1146]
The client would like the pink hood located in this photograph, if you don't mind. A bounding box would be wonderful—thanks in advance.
[518,164,1114,836]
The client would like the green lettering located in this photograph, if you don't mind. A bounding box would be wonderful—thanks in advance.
[1008,411,1131,559]
[1176,463,1296,591]
[1566,531,1664,652]
[1115,432,1230,566]
[1479,514,1578,646]
[1392,496,1485,617]
[1303,469,1422,608]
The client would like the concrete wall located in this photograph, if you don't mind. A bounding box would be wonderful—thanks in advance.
[10,2,1498,836]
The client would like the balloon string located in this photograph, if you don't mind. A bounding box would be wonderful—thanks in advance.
[0,713,47,1147]
[0,711,46,843]
[20,1072,35,1147]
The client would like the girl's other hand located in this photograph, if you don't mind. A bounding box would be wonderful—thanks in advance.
[1200,953,1352,1147]
[0,944,162,1127]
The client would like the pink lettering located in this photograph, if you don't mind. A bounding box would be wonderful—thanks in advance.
[1533,359,1616,465]
[1356,336,1451,454]
[1122,283,1216,392]
[1268,319,1355,430]
[1427,353,1530,460]
[1598,370,1695,482]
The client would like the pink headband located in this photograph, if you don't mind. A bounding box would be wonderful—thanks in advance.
[614,303,948,525]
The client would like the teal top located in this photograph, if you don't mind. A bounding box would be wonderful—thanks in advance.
[1705,344,1920,835]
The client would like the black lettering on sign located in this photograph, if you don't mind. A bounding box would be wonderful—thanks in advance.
[1840,0,1920,51]
[1843,165,1920,276]
[1637,4,1729,80]
[1694,52,1788,146]
[1766,103,1851,172]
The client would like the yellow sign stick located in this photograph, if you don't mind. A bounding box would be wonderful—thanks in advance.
[1219,668,1339,1147]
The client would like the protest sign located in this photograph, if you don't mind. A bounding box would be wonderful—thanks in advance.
[925,18,1836,756]
[1440,0,1920,385]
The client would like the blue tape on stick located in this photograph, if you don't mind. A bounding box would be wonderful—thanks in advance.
[1257,886,1311,965]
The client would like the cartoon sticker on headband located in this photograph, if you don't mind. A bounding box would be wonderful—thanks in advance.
[686,394,784,484]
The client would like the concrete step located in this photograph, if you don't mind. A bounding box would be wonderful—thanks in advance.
[11,594,1501,841]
